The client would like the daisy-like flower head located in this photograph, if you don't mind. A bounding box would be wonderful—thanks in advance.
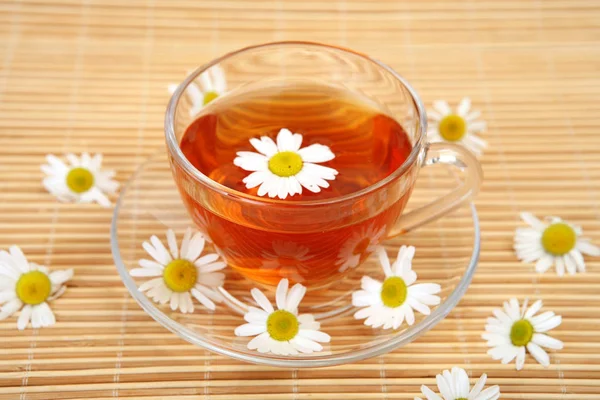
[130,228,227,313]
[261,241,311,282]
[168,65,227,116]
[234,279,331,355]
[41,153,119,208]
[428,98,487,156]
[336,223,386,272]
[482,298,563,370]
[415,366,500,400]
[514,212,599,276]
[233,128,338,199]
[352,246,441,330]
[0,246,73,330]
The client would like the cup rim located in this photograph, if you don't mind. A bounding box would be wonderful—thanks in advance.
[165,41,428,206]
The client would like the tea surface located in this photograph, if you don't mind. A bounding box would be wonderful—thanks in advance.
[180,84,412,200]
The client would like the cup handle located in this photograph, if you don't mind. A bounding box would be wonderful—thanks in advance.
[387,142,483,237]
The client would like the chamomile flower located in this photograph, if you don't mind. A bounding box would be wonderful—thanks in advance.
[234,279,331,355]
[168,65,227,116]
[514,212,599,276]
[336,223,386,272]
[482,298,563,370]
[234,128,338,199]
[0,246,73,330]
[130,228,226,313]
[415,366,500,400]
[428,98,487,156]
[41,153,119,208]
[352,246,441,330]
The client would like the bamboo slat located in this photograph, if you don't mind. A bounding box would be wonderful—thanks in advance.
[1,0,600,398]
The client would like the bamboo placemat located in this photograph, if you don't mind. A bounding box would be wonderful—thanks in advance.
[1,0,599,398]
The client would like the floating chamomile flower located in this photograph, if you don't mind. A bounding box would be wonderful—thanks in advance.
[428,98,487,156]
[41,153,119,208]
[130,228,226,313]
[352,246,441,330]
[415,366,500,400]
[234,279,331,355]
[336,223,386,272]
[168,65,227,116]
[234,128,338,199]
[0,246,73,330]
[482,298,563,370]
[514,212,599,276]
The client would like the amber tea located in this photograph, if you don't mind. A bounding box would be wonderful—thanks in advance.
[177,84,413,286]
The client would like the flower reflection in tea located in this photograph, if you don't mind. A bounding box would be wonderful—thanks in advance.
[262,241,312,282]
[336,223,386,272]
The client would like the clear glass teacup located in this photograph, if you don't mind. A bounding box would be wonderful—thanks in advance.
[166,42,482,288]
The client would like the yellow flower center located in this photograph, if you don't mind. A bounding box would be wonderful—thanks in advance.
[456,398,468,400]
[352,238,371,256]
[266,310,299,341]
[510,319,534,346]
[268,151,303,177]
[162,259,197,292]
[438,114,467,142]
[66,167,94,193]
[380,276,407,308]
[16,271,52,305]
[541,223,576,255]
[203,91,219,105]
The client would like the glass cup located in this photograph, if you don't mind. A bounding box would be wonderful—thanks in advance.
[165,42,482,288]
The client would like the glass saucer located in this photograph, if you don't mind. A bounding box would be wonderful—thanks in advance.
[111,152,480,368]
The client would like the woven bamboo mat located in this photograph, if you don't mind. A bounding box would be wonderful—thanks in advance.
[1,0,599,398]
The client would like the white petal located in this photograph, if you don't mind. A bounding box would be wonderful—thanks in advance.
[49,269,73,286]
[211,65,227,93]
[520,212,546,231]
[404,304,415,325]
[436,371,454,399]
[465,109,482,122]
[0,289,16,303]
[524,300,543,319]
[9,246,30,273]
[457,97,471,116]
[198,262,226,273]
[250,136,278,157]
[194,284,224,303]
[290,335,323,353]
[298,329,330,343]
[166,229,179,259]
[17,305,32,330]
[130,268,162,277]
[235,322,267,337]
[534,255,554,273]
[170,292,180,311]
[184,232,205,261]
[533,315,562,332]
[143,238,170,265]
[275,278,288,310]
[361,276,382,293]
[138,277,163,292]
[297,144,335,163]
[555,256,565,276]
[139,258,165,270]
[469,373,486,398]
[527,342,550,367]
[199,70,214,92]
[455,367,469,397]
[247,331,271,353]
[301,162,338,180]
[244,307,269,323]
[475,386,500,400]
[276,128,296,152]
[569,249,586,272]
[505,298,521,320]
[191,288,216,310]
[193,253,219,267]
[377,247,393,277]
[251,288,274,313]
[532,333,563,350]
[563,254,577,275]
[234,152,269,172]
[516,346,526,370]
[242,171,270,189]
[420,385,443,400]
[32,302,55,328]
[432,100,451,116]
[576,240,600,256]
[180,227,192,259]
[407,297,431,316]
[285,283,306,312]
[0,298,22,320]
[352,290,378,307]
